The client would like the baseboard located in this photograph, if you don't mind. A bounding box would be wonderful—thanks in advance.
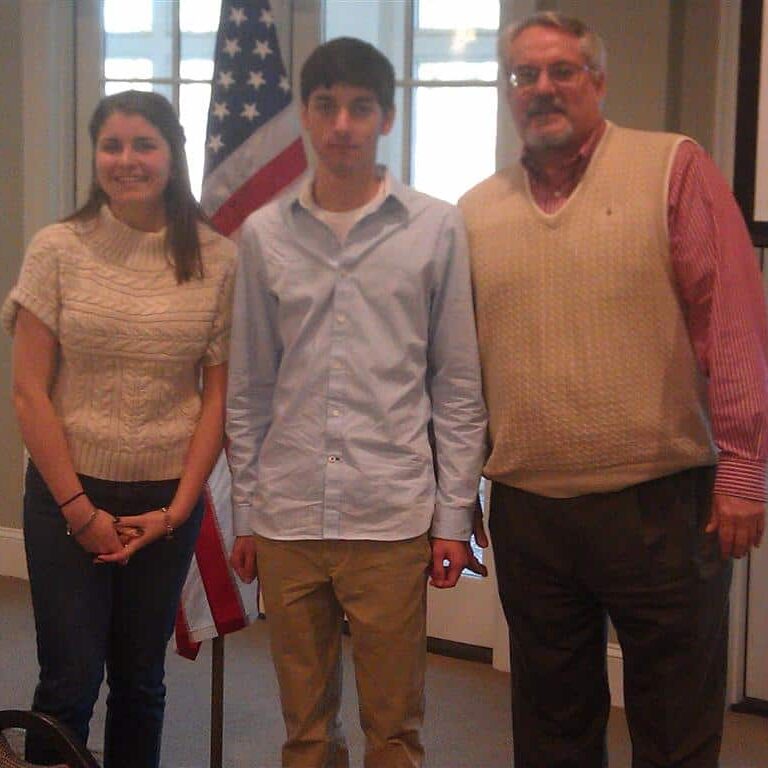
[427,636,493,664]
[732,698,768,718]
[0,527,27,579]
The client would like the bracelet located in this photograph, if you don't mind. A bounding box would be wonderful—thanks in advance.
[161,507,174,540]
[59,490,86,511]
[66,507,99,538]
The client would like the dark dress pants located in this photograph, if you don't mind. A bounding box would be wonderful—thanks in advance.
[490,467,731,768]
[23,461,203,768]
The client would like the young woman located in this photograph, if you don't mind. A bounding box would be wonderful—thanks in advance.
[3,90,236,767]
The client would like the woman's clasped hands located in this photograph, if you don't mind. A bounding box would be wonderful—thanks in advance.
[66,496,176,567]
[95,508,177,566]
[63,497,122,557]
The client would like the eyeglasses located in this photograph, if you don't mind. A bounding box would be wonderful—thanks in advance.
[508,62,593,89]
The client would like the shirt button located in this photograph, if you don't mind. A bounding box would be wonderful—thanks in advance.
[336,314,346,324]
[331,409,340,417]
[328,455,340,463]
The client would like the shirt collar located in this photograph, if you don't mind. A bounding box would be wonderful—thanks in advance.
[295,165,397,214]
[283,166,422,228]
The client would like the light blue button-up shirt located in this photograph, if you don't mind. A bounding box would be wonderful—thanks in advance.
[227,172,487,541]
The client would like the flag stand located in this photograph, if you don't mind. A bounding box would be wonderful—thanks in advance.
[210,636,225,768]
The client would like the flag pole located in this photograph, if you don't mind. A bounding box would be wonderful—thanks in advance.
[194,4,308,763]
[210,635,225,768]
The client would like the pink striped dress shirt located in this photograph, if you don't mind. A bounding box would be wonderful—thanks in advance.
[523,121,768,501]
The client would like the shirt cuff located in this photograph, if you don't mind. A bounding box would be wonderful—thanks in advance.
[429,504,473,541]
[233,503,254,537]
[714,456,767,502]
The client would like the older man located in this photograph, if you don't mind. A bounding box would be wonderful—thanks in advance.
[460,12,768,768]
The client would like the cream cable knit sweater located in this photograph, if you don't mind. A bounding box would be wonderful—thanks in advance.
[3,205,237,481]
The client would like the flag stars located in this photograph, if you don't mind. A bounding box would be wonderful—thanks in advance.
[248,70,266,90]
[253,40,272,60]
[229,6,247,26]
[205,5,300,175]
[223,37,241,58]
[207,134,224,154]
[241,103,260,121]
[212,101,230,120]
[217,70,235,90]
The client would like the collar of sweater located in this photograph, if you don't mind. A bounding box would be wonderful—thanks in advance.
[74,204,171,270]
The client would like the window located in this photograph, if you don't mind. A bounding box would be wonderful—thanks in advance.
[102,0,219,196]
[325,0,500,202]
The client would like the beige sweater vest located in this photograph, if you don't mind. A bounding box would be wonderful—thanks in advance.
[459,123,716,497]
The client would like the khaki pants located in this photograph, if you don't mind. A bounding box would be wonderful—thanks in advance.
[255,534,432,768]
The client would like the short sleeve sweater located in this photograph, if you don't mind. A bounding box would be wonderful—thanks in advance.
[2,205,237,481]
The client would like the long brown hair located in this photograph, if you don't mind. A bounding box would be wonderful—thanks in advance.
[66,90,208,283]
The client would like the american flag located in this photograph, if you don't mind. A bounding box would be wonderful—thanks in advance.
[176,453,254,659]
[200,0,307,236]
[175,0,307,660]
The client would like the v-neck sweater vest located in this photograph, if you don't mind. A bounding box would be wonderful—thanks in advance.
[460,123,716,497]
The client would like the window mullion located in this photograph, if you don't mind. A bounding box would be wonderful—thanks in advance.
[401,0,415,184]
[407,80,499,88]
[171,0,180,110]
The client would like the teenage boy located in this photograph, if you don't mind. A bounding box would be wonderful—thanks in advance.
[227,37,487,768]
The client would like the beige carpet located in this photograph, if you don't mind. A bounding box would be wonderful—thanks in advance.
[1,576,765,767]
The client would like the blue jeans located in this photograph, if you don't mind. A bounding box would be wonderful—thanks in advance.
[23,462,203,768]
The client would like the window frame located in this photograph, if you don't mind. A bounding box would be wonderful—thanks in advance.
[323,0,503,194]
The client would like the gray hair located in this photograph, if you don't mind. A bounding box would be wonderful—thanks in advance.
[499,11,607,75]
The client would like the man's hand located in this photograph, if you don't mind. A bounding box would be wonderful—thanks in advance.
[429,538,470,588]
[230,535,258,583]
[705,493,765,559]
[465,497,489,577]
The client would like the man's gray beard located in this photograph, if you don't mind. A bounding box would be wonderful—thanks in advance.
[524,121,575,150]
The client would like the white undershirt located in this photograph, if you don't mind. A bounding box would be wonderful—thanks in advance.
[300,175,389,244]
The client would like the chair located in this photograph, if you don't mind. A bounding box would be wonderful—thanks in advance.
[0,710,99,768]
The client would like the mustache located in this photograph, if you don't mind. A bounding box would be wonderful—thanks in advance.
[526,97,566,118]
